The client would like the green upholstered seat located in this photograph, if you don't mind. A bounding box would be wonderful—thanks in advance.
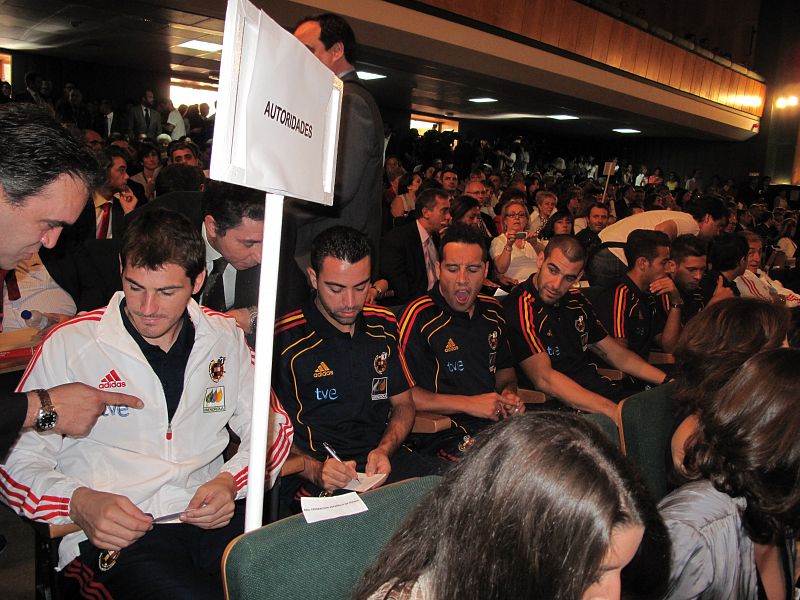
[582,411,621,448]
[618,382,675,501]
[222,476,441,600]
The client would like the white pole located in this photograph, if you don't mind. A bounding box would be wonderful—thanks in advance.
[244,192,284,532]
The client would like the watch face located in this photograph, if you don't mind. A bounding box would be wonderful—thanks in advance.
[36,411,58,431]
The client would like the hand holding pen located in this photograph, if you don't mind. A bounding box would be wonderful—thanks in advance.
[317,442,358,495]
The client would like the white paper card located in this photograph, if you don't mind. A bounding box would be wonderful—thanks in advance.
[344,472,387,493]
[212,0,342,205]
[301,492,368,523]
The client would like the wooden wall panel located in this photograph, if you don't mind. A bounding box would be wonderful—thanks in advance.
[655,43,676,86]
[632,34,652,78]
[645,38,664,81]
[668,50,685,89]
[574,10,597,58]
[557,1,581,54]
[699,62,714,99]
[418,0,765,117]
[539,0,564,47]
[519,0,547,41]
[605,20,627,70]
[590,14,613,64]
[708,66,723,103]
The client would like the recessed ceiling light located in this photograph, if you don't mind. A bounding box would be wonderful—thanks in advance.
[469,97,498,103]
[547,114,579,120]
[356,71,386,80]
[613,128,641,134]
[177,40,223,53]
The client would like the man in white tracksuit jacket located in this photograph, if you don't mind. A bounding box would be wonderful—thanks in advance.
[0,208,293,599]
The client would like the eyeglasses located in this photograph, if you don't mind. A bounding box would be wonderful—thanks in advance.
[505,212,527,219]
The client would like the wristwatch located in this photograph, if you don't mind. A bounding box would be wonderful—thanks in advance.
[670,301,684,310]
[33,389,58,432]
[248,307,258,334]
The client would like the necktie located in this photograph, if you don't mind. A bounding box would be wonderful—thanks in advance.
[203,257,229,311]
[0,269,21,332]
[97,202,112,239]
[144,107,150,129]
[424,237,437,291]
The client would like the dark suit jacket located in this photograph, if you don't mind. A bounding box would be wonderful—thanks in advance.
[94,111,126,139]
[380,221,436,306]
[128,104,162,140]
[285,71,384,269]
[41,196,127,311]
[480,212,498,237]
[129,192,261,310]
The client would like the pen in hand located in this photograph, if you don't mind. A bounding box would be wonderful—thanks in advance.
[322,441,343,463]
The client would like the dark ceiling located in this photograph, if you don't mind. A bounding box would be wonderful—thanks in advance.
[0,0,736,139]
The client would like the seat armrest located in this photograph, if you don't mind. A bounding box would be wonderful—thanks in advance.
[412,411,452,433]
[517,388,546,404]
[597,368,624,381]
[648,351,674,365]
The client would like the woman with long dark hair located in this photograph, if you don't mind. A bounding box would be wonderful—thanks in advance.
[355,412,669,600]
[669,298,790,469]
[660,348,800,599]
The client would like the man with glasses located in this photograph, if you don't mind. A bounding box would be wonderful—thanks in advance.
[463,180,497,237]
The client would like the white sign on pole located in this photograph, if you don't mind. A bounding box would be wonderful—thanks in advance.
[212,0,344,532]
[212,0,343,205]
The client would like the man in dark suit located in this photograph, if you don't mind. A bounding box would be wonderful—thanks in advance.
[41,147,139,311]
[380,188,451,306]
[280,13,384,309]
[128,89,161,140]
[130,181,263,338]
[94,98,126,139]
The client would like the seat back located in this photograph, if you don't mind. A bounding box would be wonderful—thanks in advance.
[223,476,441,600]
[582,412,620,449]
[618,383,675,501]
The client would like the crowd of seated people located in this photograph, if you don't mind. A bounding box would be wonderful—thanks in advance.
[4,67,800,598]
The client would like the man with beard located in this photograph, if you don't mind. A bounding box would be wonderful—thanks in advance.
[503,236,667,422]
[127,89,161,140]
[273,226,433,514]
[398,224,523,460]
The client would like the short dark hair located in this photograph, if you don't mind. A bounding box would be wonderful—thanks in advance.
[154,164,206,195]
[415,187,448,215]
[441,167,458,179]
[296,13,358,64]
[671,234,707,264]
[97,146,129,176]
[539,209,573,240]
[24,71,40,88]
[543,235,586,264]
[0,103,101,206]
[310,225,372,273]
[707,232,748,272]
[439,222,488,262]
[201,180,265,235]
[624,229,670,267]
[121,208,205,283]
[686,195,727,223]
[586,202,609,216]
[137,141,160,163]
[168,140,200,162]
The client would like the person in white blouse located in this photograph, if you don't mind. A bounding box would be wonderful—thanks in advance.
[490,199,539,285]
